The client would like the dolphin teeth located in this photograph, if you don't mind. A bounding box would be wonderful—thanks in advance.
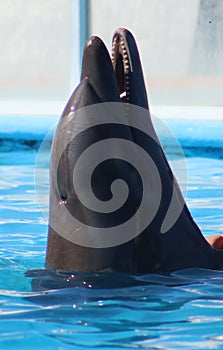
[111,32,131,107]
[111,37,118,65]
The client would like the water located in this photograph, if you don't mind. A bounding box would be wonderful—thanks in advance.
[1,118,223,349]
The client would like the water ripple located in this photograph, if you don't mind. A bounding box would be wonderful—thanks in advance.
[1,152,223,348]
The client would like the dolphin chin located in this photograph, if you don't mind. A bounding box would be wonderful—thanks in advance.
[45,28,223,273]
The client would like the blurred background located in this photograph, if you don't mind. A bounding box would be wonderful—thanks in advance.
[0,0,223,115]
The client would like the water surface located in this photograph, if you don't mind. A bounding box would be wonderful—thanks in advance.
[0,119,223,349]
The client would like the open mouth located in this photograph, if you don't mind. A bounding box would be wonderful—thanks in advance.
[111,32,133,103]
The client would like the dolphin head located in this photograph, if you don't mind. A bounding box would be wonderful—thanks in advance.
[45,28,222,275]
[45,34,143,272]
[45,29,166,274]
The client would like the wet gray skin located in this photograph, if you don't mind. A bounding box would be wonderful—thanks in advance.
[46,28,223,273]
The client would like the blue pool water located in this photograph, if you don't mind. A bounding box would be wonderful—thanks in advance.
[1,116,223,349]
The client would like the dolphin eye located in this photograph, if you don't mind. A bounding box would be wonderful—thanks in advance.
[60,193,67,201]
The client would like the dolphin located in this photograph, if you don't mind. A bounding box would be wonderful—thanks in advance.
[45,28,223,273]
